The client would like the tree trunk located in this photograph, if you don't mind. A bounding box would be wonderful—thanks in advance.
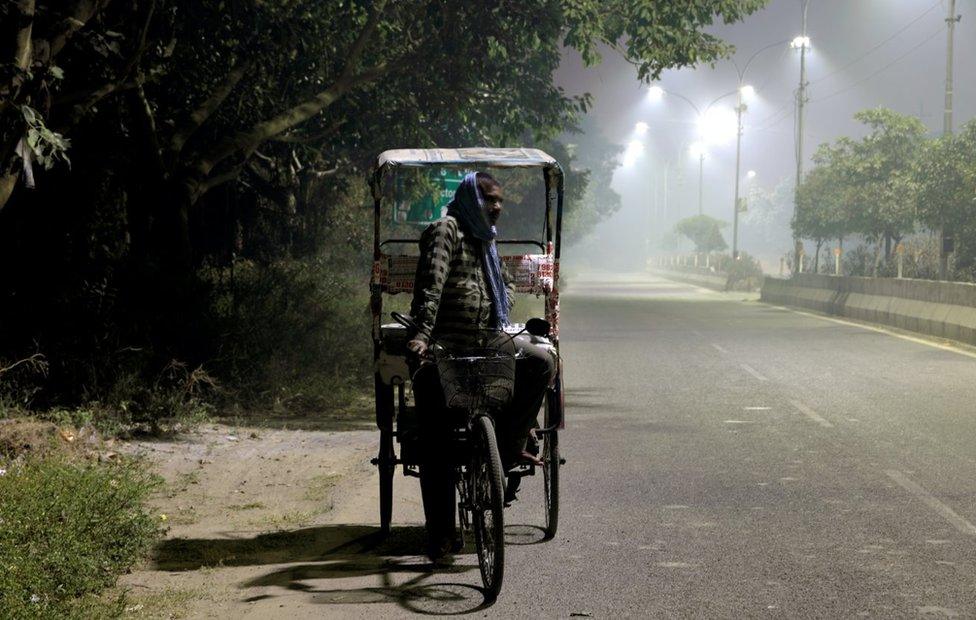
[872,240,882,277]
[815,239,823,273]
[0,172,17,210]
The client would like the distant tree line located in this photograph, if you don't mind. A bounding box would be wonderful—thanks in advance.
[0,0,765,419]
[794,107,976,279]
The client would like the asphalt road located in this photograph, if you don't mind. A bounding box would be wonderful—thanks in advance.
[310,272,976,618]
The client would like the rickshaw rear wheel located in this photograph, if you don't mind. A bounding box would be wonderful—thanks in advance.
[375,374,396,535]
[543,383,561,540]
[379,427,395,535]
[471,414,505,602]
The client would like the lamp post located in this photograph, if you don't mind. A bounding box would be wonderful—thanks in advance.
[688,141,706,216]
[729,39,791,261]
[647,90,732,218]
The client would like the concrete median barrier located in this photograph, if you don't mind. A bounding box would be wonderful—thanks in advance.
[761,274,976,345]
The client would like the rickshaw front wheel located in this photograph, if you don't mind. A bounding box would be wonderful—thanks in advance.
[471,414,505,601]
[543,381,561,540]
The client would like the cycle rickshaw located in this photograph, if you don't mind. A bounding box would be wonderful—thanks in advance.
[368,148,566,600]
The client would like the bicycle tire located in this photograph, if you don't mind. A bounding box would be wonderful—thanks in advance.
[472,414,505,601]
[543,388,560,540]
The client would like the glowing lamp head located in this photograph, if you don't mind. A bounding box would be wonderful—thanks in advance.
[634,121,649,136]
[746,170,757,179]
[791,35,811,49]
[739,84,756,101]
[647,85,665,102]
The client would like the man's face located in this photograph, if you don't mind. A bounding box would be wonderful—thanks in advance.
[482,186,504,226]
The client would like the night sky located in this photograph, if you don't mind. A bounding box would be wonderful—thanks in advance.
[555,0,975,268]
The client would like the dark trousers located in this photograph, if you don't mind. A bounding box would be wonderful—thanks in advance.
[413,336,556,543]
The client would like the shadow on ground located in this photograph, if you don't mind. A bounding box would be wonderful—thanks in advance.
[154,524,493,614]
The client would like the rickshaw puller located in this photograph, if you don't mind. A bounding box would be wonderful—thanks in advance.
[407,172,555,560]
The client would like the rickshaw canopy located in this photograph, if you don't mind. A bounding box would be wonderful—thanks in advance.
[374,147,561,171]
[371,148,564,198]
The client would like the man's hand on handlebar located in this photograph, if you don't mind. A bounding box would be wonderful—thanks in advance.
[407,338,428,358]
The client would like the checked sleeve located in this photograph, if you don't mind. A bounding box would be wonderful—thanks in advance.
[409,218,459,343]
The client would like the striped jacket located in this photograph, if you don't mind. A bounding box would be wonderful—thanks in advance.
[410,215,514,345]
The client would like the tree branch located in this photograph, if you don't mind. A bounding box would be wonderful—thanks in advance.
[48,0,113,60]
[336,0,388,83]
[126,80,165,180]
[65,0,156,124]
[0,0,36,114]
[199,164,246,196]
[271,119,345,144]
[169,57,253,157]
[186,1,396,188]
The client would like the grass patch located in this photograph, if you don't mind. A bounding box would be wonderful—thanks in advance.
[0,456,162,618]
[122,587,204,619]
[303,473,341,503]
[248,510,315,531]
[228,502,265,511]
[163,506,199,526]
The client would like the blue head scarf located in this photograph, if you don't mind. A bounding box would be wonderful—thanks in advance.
[446,172,509,328]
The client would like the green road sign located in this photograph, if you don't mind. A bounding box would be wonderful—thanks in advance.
[394,169,466,225]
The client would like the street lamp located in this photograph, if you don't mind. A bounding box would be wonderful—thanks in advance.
[647,85,665,102]
[634,121,649,136]
[648,89,734,218]
[729,39,792,261]
[746,169,756,179]
[791,35,811,50]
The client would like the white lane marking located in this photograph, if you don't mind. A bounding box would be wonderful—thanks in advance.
[724,420,755,424]
[790,400,834,428]
[711,343,730,354]
[885,470,976,536]
[744,406,772,410]
[768,304,976,361]
[740,363,768,381]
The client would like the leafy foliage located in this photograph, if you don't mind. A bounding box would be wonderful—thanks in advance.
[0,456,161,618]
[675,214,729,253]
[794,108,928,275]
[914,121,976,276]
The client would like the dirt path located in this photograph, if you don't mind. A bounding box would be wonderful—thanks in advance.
[118,420,434,619]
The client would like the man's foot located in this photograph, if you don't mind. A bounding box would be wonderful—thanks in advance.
[504,474,521,505]
[517,449,544,467]
[426,534,462,564]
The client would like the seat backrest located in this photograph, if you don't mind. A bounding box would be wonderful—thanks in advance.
[371,253,554,295]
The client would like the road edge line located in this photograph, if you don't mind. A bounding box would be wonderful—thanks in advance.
[885,469,976,536]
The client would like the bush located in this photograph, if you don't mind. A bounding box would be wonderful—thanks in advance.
[205,257,373,413]
[715,252,764,291]
[0,457,161,618]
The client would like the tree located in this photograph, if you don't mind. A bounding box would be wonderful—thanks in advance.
[675,215,728,253]
[740,176,794,260]
[794,108,925,276]
[914,121,976,277]
[794,144,852,272]
[841,108,925,274]
[561,116,623,244]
